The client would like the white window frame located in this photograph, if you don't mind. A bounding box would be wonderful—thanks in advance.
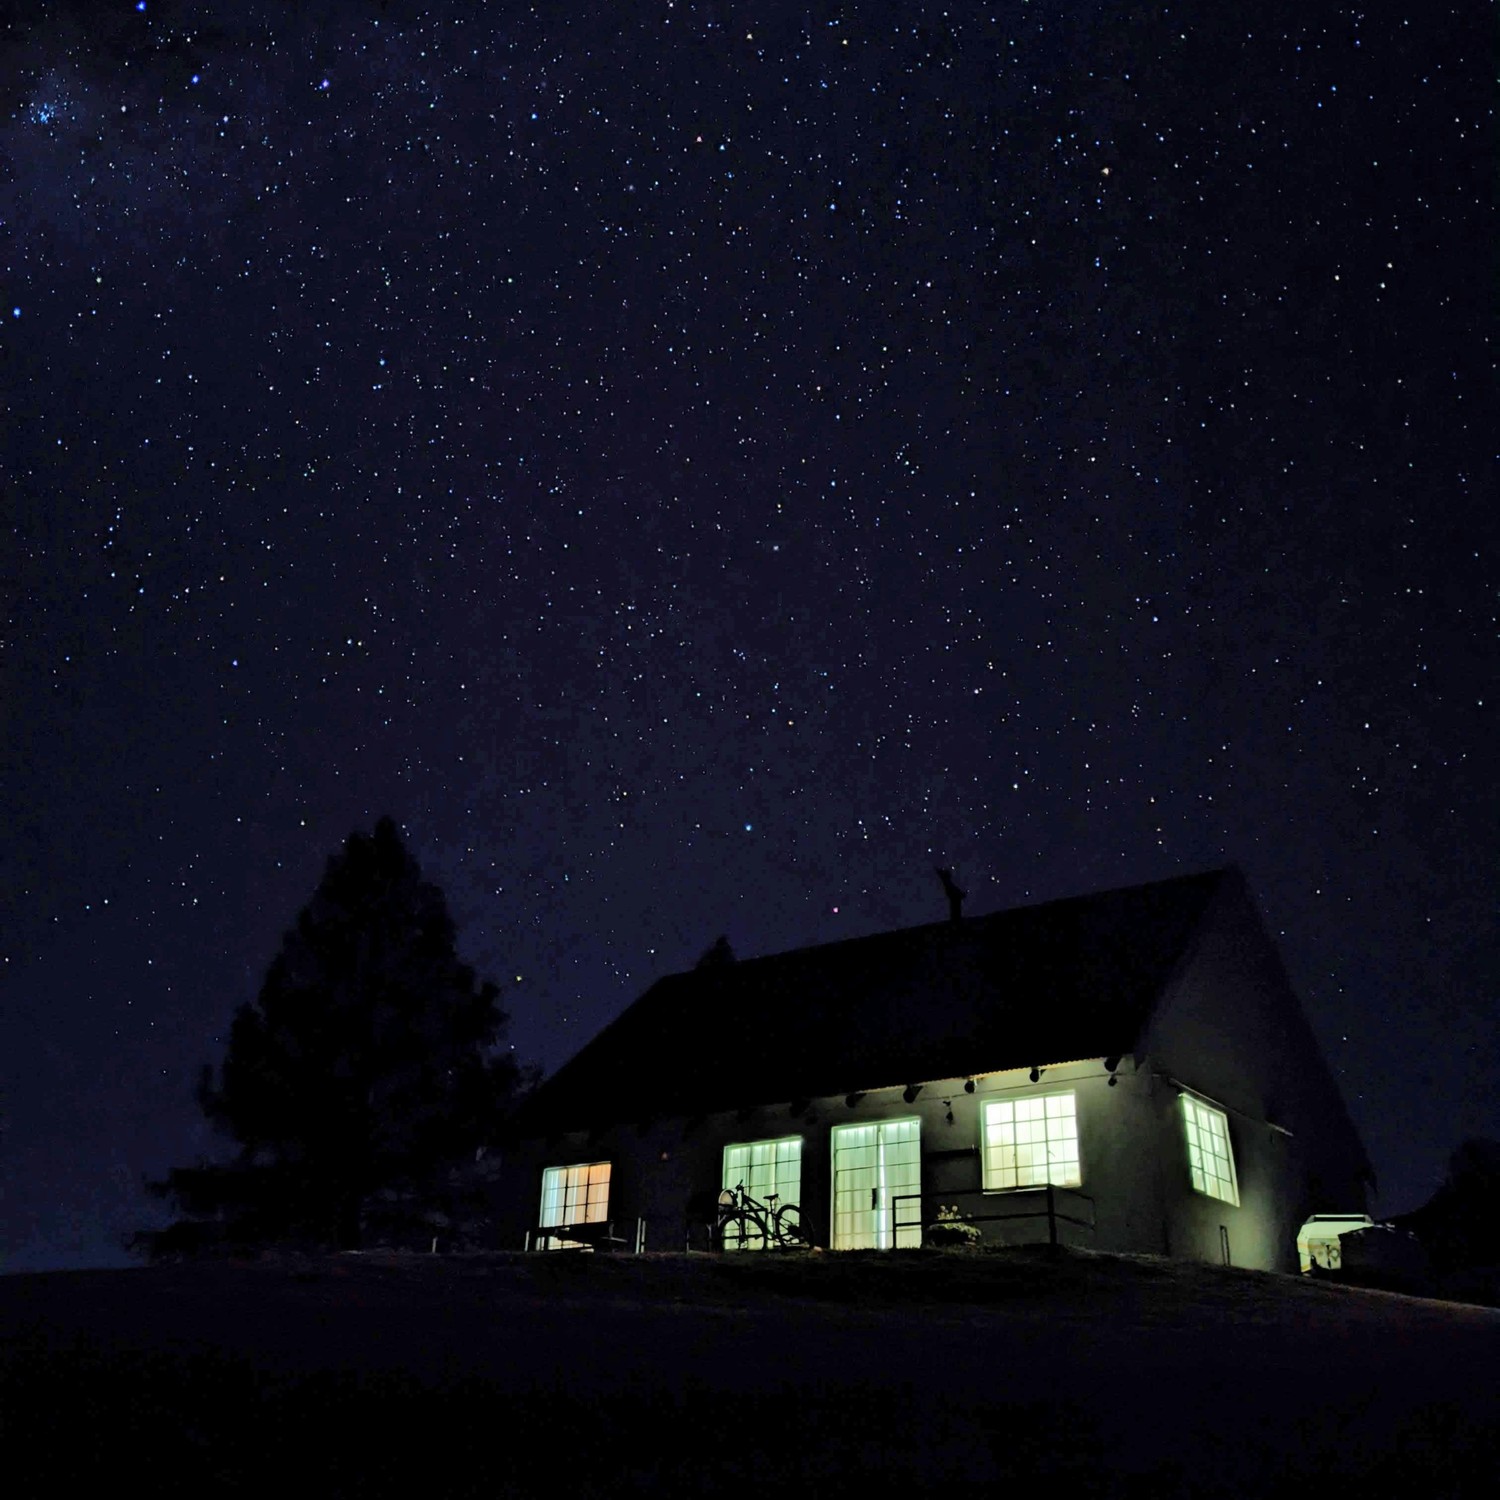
[720,1140,804,1248]
[1180,1094,1239,1206]
[539,1160,612,1232]
[981,1090,1082,1191]
[722,1136,803,1208]
[831,1117,922,1250]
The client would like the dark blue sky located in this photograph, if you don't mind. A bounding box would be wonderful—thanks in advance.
[3,0,1493,1271]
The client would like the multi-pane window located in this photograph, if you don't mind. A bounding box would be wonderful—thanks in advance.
[831,1118,922,1250]
[982,1092,1081,1191]
[1181,1095,1239,1205]
[722,1137,803,1211]
[539,1161,612,1229]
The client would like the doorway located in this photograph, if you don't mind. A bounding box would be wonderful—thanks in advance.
[831,1118,922,1249]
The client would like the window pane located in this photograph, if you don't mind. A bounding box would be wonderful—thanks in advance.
[832,1120,921,1250]
[722,1137,803,1251]
[983,1092,1080,1190]
[1181,1096,1238,1205]
[539,1161,612,1229]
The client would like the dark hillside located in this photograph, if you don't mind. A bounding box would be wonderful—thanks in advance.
[2,1248,1496,1496]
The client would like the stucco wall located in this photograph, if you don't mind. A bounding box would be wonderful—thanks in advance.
[1140,878,1372,1273]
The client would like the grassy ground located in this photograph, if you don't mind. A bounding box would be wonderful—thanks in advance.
[2,1246,1497,1495]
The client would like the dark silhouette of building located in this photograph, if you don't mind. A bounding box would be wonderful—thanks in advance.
[494,869,1371,1270]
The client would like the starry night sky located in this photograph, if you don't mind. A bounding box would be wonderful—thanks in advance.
[3,0,1493,1271]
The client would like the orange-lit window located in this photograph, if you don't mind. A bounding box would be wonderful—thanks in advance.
[539,1161,611,1229]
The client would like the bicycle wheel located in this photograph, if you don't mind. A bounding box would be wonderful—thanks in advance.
[718,1211,768,1252]
[773,1203,808,1247]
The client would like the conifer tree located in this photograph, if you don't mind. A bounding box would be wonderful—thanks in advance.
[146,817,519,1252]
[1396,1138,1500,1274]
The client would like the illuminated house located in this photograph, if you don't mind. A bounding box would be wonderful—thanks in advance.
[494,869,1371,1272]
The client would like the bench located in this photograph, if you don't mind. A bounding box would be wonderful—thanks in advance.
[525,1217,646,1253]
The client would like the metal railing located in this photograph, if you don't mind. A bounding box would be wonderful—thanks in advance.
[892,1182,1095,1247]
[520,1184,1095,1254]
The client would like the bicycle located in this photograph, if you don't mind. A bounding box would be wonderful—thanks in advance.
[715,1181,809,1250]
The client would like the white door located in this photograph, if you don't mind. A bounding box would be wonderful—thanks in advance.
[831,1118,922,1249]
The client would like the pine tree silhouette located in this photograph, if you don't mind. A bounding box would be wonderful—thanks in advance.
[142,817,521,1254]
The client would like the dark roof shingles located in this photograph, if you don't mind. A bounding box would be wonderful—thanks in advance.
[517,870,1228,1131]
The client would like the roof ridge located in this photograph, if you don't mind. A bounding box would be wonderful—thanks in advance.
[657,866,1234,978]
[514,869,1234,1133]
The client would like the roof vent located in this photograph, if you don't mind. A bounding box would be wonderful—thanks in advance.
[695,935,736,969]
[935,867,966,923]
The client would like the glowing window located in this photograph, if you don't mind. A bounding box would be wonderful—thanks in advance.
[722,1136,802,1210]
[539,1161,611,1230]
[832,1118,922,1250]
[720,1140,804,1248]
[1181,1095,1239,1205]
[982,1092,1081,1191]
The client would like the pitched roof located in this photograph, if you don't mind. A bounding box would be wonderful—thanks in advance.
[514,869,1232,1133]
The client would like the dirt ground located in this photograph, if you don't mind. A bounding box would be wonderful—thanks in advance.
[2,1247,1496,1495]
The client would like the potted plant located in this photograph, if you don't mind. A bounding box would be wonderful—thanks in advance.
[925,1204,981,1248]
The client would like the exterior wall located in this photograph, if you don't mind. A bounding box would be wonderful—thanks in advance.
[493,1058,1215,1259]
[937,1060,1163,1255]
[1136,1070,1294,1271]
[1139,879,1372,1273]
